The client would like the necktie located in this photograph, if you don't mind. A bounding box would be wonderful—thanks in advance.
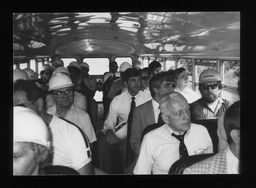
[157,109,164,125]
[126,96,136,167]
[172,131,189,158]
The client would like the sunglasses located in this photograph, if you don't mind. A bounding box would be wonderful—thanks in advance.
[201,83,218,90]
[53,89,73,98]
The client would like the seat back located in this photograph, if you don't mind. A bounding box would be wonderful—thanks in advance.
[141,122,164,142]
[191,119,219,153]
[168,154,215,174]
[41,165,80,175]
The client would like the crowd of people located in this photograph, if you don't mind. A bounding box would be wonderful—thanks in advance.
[13,58,240,175]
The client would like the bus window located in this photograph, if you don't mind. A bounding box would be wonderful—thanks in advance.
[61,58,77,67]
[37,61,43,78]
[30,59,36,72]
[165,59,176,71]
[19,63,28,69]
[115,57,132,70]
[223,60,240,87]
[83,58,109,75]
[13,64,17,70]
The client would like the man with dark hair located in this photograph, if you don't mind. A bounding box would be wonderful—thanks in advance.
[130,71,174,158]
[184,101,240,174]
[97,68,152,174]
[148,60,162,76]
[190,69,231,120]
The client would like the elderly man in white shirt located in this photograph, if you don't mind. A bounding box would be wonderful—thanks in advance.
[97,68,152,174]
[133,92,213,174]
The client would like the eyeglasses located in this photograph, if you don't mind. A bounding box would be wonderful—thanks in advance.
[201,83,218,90]
[53,89,73,98]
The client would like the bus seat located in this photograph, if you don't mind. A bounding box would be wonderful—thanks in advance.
[41,165,80,175]
[191,119,219,154]
[168,153,215,174]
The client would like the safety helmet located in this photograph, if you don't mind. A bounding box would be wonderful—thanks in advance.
[13,69,29,82]
[67,61,81,70]
[199,69,221,84]
[114,121,127,140]
[41,64,52,72]
[14,106,50,149]
[53,67,70,76]
[119,62,132,72]
[81,62,89,70]
[23,68,38,81]
[48,73,74,91]
[53,59,64,67]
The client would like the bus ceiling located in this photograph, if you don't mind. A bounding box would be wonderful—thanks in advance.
[13,12,240,59]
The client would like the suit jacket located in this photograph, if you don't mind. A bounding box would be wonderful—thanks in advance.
[183,147,228,174]
[130,100,156,157]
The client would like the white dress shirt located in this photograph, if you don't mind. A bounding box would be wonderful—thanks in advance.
[103,90,152,132]
[133,123,213,174]
[226,146,239,174]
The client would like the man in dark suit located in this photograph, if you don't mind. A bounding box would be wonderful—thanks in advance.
[130,71,174,157]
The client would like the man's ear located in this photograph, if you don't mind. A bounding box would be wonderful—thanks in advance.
[230,129,240,144]
[161,113,169,125]
[36,98,44,112]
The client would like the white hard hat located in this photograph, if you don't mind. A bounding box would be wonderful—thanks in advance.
[13,69,29,82]
[41,64,52,72]
[114,121,127,140]
[81,62,89,70]
[53,67,70,76]
[68,61,81,70]
[23,68,38,81]
[119,62,132,72]
[14,106,50,149]
[199,69,221,84]
[48,73,74,91]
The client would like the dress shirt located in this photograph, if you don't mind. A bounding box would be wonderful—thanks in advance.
[103,90,152,133]
[174,88,201,104]
[226,146,239,174]
[152,99,160,124]
[47,105,97,143]
[133,123,213,174]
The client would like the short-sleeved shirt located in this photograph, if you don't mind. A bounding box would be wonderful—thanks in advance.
[48,105,97,143]
[190,97,231,120]
[103,90,152,133]
[49,115,92,171]
[133,123,213,174]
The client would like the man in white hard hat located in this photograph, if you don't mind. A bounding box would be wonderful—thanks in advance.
[13,68,29,83]
[80,62,98,133]
[46,67,87,112]
[104,62,132,116]
[23,68,38,81]
[13,80,94,175]
[47,73,97,145]
[190,69,231,120]
[13,106,50,175]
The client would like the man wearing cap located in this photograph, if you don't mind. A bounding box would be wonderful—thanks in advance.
[190,69,231,120]
[13,80,94,175]
[53,59,64,70]
[23,68,38,81]
[104,62,132,116]
[46,67,87,112]
[13,68,29,83]
[80,62,98,130]
[13,106,51,175]
[47,73,97,145]
[67,61,82,87]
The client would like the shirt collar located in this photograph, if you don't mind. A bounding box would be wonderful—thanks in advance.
[164,123,190,136]
[152,99,160,112]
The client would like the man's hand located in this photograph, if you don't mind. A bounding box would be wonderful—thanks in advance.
[105,129,119,144]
